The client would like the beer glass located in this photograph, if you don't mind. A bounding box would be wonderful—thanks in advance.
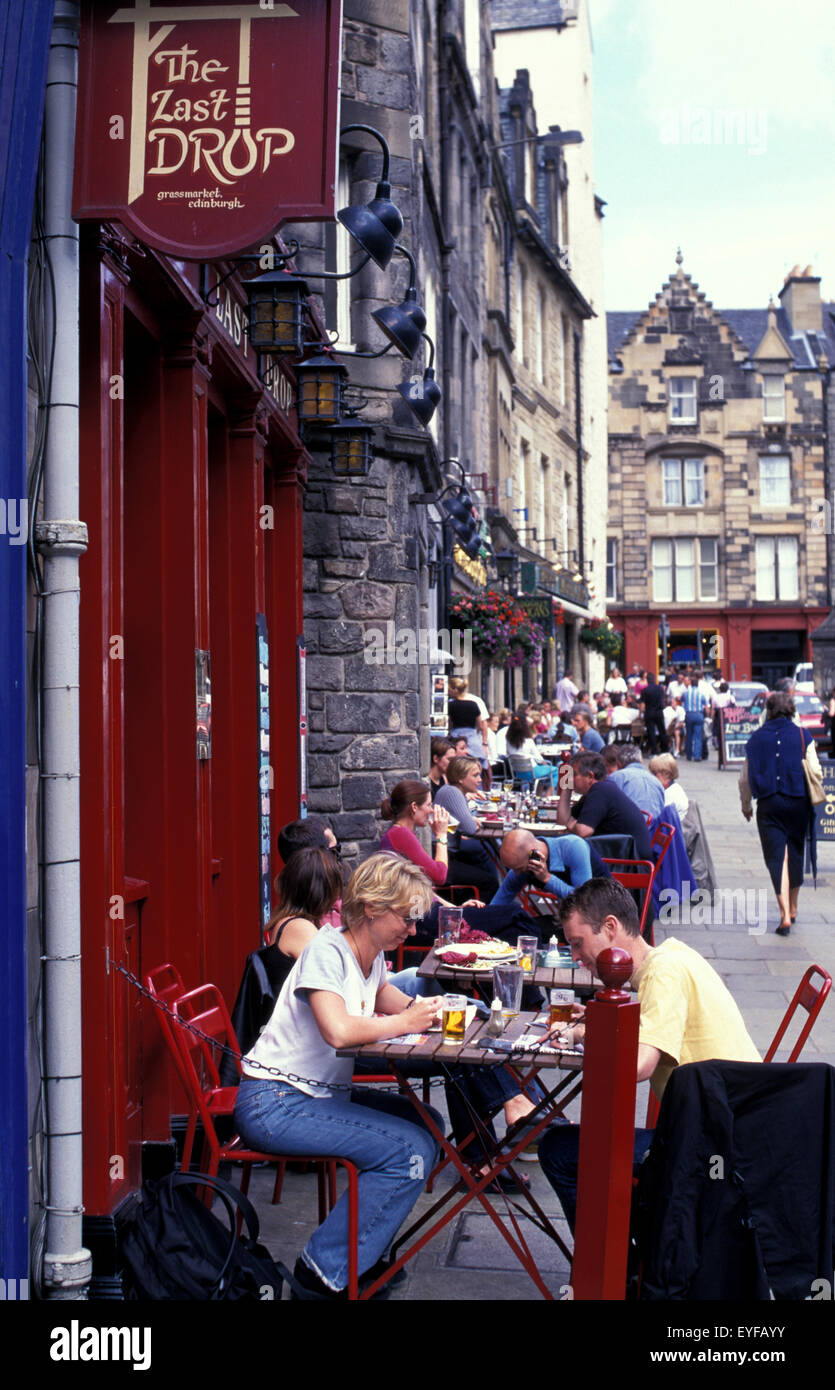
[441,994,468,1044]
[493,964,524,1023]
[549,988,575,1027]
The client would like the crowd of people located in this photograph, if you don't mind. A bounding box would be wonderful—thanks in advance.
[221,660,823,1299]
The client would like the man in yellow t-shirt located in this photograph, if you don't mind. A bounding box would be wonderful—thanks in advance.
[538,877,760,1229]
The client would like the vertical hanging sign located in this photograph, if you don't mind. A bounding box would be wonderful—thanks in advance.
[256,615,271,929]
[73,0,343,259]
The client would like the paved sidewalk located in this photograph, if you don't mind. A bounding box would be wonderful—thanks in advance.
[248,757,834,1299]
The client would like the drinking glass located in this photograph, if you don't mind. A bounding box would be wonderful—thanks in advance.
[493,964,524,1023]
[437,905,464,947]
[441,994,468,1044]
[549,988,575,1027]
[517,936,539,974]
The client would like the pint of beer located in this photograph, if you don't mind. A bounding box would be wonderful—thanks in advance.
[442,995,468,1043]
[549,988,575,1027]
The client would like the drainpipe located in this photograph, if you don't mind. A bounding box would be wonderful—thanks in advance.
[573,327,585,572]
[36,0,91,1299]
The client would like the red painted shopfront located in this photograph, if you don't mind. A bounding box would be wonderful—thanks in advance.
[614,607,828,683]
[78,231,306,1217]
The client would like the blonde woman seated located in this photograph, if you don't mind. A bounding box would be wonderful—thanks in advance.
[648,753,689,816]
[234,854,443,1299]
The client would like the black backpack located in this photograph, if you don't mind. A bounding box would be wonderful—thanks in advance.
[117,1171,286,1300]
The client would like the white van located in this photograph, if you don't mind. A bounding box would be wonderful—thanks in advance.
[794,662,815,694]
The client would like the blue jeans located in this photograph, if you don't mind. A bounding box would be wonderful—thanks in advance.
[684,711,703,760]
[538,1123,655,1232]
[234,1078,441,1291]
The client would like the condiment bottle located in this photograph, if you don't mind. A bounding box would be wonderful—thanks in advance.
[487,998,505,1036]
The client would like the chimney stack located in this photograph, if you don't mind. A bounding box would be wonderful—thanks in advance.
[778,264,822,333]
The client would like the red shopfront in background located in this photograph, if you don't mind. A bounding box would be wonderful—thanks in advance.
[73,0,341,1225]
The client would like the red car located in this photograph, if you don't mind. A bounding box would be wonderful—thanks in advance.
[750,692,828,746]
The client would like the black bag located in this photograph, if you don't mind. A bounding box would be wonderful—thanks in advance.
[118,1171,286,1300]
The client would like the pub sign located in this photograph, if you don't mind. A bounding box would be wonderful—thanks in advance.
[73,0,343,259]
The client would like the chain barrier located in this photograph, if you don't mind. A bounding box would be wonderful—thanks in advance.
[114,960,451,1095]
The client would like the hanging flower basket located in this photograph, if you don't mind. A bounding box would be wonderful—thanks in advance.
[449,591,545,668]
[579,617,624,659]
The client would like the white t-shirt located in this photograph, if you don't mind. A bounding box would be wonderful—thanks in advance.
[606,677,627,695]
[666,680,684,700]
[506,736,542,771]
[664,705,685,729]
[242,927,387,1098]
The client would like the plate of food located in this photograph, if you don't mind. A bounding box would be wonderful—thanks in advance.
[435,938,520,969]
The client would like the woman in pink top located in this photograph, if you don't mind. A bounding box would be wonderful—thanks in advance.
[378,780,450,885]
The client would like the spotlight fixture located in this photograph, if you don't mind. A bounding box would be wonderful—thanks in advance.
[397,332,441,426]
[337,123,404,270]
[372,246,426,358]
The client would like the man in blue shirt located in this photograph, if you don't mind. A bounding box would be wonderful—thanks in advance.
[570,702,605,752]
[606,744,665,821]
[490,828,596,904]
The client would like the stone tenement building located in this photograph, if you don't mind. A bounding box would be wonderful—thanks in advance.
[606,257,830,684]
[289,0,607,864]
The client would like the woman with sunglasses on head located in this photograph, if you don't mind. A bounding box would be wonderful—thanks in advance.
[234,854,444,1300]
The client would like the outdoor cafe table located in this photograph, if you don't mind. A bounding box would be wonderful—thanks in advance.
[336,1010,584,1300]
[417,946,597,1000]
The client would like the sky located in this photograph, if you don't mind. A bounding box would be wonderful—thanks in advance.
[590,0,835,312]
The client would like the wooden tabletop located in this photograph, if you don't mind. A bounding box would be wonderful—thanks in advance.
[336,1008,584,1071]
[416,946,595,994]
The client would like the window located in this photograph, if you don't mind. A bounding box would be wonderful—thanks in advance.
[652,537,717,602]
[759,455,790,507]
[606,538,618,601]
[325,162,354,349]
[762,375,786,423]
[535,285,545,382]
[662,458,704,507]
[516,265,526,362]
[668,377,698,423]
[755,536,798,601]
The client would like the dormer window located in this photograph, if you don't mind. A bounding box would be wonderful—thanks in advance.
[762,375,786,422]
[669,377,698,423]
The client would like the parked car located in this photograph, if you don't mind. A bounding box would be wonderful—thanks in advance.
[725,681,768,707]
[749,691,829,745]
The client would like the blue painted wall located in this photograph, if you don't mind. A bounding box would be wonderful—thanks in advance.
[0,0,55,1289]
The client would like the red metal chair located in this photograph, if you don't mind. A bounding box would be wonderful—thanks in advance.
[642,963,833,1131]
[649,821,676,870]
[171,983,362,1296]
[600,858,658,942]
[763,964,832,1062]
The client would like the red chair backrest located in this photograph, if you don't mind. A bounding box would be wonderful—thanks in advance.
[600,858,657,939]
[174,983,243,1090]
[145,963,191,1094]
[650,822,676,869]
[763,964,832,1063]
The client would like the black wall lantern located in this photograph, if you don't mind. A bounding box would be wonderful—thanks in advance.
[245,270,309,358]
[337,123,404,270]
[295,349,348,425]
[330,407,375,476]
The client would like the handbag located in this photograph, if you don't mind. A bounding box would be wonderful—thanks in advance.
[800,729,825,806]
[117,1171,287,1300]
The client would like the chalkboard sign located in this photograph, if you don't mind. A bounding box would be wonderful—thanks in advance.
[814,756,835,841]
[718,704,762,765]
